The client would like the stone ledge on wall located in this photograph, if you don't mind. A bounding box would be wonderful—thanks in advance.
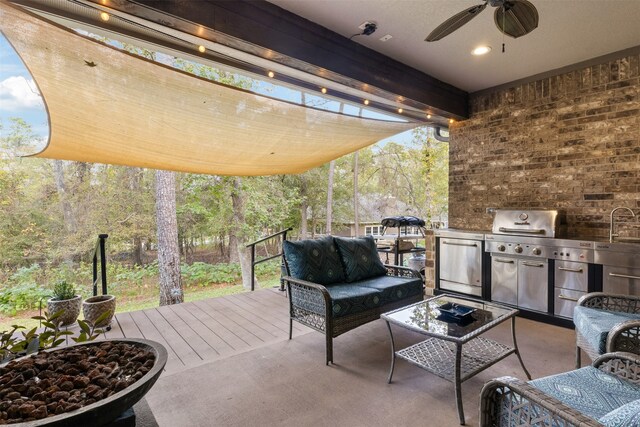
[449,50,640,238]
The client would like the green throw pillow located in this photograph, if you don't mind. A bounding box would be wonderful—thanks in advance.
[283,236,345,285]
[334,236,387,283]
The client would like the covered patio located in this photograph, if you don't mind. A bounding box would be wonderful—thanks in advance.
[0,0,639,426]
[98,289,574,427]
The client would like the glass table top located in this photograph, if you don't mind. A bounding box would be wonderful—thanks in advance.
[381,294,517,341]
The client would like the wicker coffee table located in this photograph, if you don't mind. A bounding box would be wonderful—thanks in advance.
[381,294,531,425]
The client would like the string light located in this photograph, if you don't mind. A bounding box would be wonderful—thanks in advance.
[449,118,454,124]
[398,108,403,114]
[267,71,275,78]
[427,114,432,119]
[363,99,370,105]
[99,12,110,21]
[321,87,327,94]
[198,45,206,53]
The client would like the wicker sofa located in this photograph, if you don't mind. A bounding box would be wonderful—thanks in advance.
[480,352,640,427]
[282,235,423,365]
[574,292,640,368]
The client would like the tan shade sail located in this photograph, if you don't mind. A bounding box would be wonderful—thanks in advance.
[0,2,418,175]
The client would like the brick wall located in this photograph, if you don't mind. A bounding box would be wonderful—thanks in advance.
[449,50,640,238]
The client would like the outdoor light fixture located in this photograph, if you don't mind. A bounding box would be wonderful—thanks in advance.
[427,113,432,119]
[99,12,109,22]
[398,108,403,114]
[471,46,492,56]
[449,118,454,124]
[267,71,275,78]
[321,87,327,94]
[198,45,206,53]
[363,99,370,105]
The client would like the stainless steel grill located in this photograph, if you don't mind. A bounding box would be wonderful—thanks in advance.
[486,209,593,316]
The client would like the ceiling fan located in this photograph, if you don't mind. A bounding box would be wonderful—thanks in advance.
[425,0,539,42]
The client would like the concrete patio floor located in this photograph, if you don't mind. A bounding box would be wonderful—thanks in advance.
[102,289,577,426]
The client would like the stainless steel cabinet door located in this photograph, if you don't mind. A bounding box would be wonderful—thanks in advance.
[518,259,548,313]
[439,239,482,286]
[554,288,586,319]
[603,266,640,296]
[491,256,517,306]
[554,261,588,292]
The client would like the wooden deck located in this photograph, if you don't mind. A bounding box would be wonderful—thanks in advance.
[95,288,310,374]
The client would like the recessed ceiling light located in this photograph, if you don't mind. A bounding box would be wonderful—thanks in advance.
[363,99,370,105]
[198,45,206,53]
[99,12,110,22]
[321,87,327,94]
[471,46,491,56]
[267,71,275,78]
[397,108,403,114]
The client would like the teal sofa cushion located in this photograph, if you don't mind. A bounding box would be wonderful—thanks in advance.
[284,236,346,285]
[324,284,382,318]
[600,399,640,427]
[356,275,423,305]
[574,306,640,354]
[334,236,387,282]
[529,366,640,420]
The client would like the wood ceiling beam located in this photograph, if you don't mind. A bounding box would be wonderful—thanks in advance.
[94,0,469,120]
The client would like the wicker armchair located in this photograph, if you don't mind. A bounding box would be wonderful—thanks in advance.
[480,352,640,427]
[575,292,640,368]
[283,265,423,365]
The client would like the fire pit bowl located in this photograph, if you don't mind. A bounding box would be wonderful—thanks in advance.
[2,339,167,427]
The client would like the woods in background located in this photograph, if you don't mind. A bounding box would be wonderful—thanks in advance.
[0,117,448,305]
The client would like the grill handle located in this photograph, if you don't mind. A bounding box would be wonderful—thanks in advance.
[442,241,478,248]
[609,272,640,281]
[494,258,515,264]
[522,262,545,268]
[498,227,546,235]
[558,294,579,302]
[558,267,584,273]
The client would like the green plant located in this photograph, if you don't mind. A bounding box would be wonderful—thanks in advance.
[51,280,76,301]
[0,283,50,315]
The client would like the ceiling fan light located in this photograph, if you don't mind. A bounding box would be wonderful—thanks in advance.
[471,46,492,56]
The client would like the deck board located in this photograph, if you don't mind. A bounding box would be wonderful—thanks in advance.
[75,289,312,374]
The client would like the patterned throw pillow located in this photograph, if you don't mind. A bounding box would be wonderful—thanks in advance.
[600,399,640,427]
[283,236,346,285]
[334,236,387,283]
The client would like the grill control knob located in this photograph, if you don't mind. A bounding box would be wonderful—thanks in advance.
[514,245,523,254]
[532,247,542,256]
[498,245,506,252]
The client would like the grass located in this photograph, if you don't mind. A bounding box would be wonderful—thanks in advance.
[0,275,283,332]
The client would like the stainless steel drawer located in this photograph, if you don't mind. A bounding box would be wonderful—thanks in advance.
[439,280,482,297]
[554,261,588,292]
[554,288,586,319]
[603,266,640,296]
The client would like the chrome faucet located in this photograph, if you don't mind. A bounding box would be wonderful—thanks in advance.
[610,207,636,242]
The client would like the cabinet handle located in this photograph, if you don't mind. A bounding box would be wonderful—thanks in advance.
[498,227,545,234]
[558,294,579,302]
[442,241,477,247]
[609,273,640,281]
[522,262,545,268]
[558,267,584,273]
[494,259,515,264]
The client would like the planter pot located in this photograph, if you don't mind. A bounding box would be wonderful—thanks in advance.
[83,295,116,327]
[47,295,82,326]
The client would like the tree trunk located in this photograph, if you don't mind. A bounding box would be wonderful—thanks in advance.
[53,160,77,234]
[132,236,143,266]
[353,151,360,237]
[300,202,308,239]
[155,170,183,306]
[326,160,335,235]
[230,177,256,290]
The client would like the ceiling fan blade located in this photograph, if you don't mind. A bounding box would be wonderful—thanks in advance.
[426,3,488,42]
[494,0,539,38]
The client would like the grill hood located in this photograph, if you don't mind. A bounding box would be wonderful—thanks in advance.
[491,210,565,238]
